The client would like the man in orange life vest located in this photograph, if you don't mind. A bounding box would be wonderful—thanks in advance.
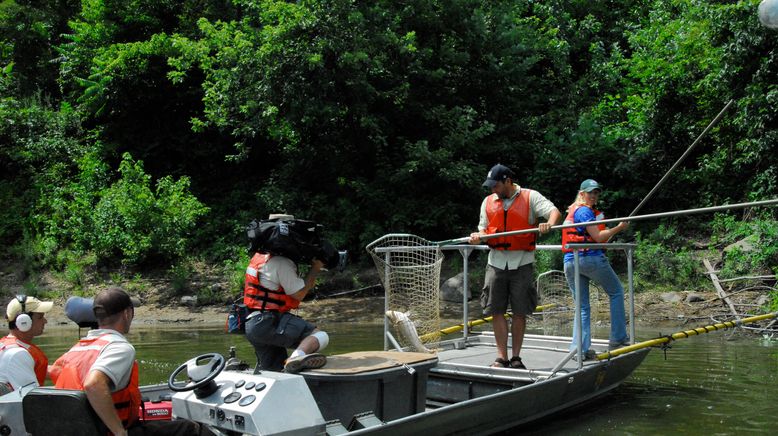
[469,164,561,369]
[0,295,54,395]
[244,214,329,374]
[51,287,214,436]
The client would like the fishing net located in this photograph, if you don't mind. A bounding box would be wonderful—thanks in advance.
[536,270,602,336]
[366,234,443,345]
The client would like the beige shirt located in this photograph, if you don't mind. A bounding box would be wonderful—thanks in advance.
[477,184,557,269]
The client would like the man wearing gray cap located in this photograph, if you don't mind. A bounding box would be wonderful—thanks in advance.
[52,287,214,436]
[469,164,561,369]
[0,295,54,394]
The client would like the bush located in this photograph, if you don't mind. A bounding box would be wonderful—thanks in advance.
[633,225,705,291]
[33,151,209,266]
[711,214,778,277]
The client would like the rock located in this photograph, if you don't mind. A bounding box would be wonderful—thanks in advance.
[660,292,683,303]
[724,237,758,254]
[181,295,198,306]
[756,294,770,307]
[440,272,473,302]
[685,293,706,303]
[210,283,223,293]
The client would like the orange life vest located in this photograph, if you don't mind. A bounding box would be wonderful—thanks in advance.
[0,335,48,386]
[484,188,536,251]
[244,253,300,312]
[51,333,141,429]
[561,204,606,253]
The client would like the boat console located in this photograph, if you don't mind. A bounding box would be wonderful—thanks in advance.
[3,351,436,436]
[171,362,326,435]
[169,351,437,435]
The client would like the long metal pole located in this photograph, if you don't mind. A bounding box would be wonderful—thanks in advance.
[630,99,735,217]
[438,198,778,245]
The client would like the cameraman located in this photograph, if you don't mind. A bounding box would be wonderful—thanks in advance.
[244,214,329,373]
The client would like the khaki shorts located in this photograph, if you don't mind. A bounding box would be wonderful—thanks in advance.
[480,263,538,316]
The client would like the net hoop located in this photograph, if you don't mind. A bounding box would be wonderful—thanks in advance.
[367,234,443,345]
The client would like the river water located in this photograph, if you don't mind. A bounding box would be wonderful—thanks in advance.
[35,322,777,435]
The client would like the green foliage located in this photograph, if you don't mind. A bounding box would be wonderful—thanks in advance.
[196,285,223,306]
[32,151,208,265]
[169,260,194,294]
[535,249,564,275]
[0,0,80,98]
[223,254,250,295]
[53,250,97,294]
[91,153,210,264]
[766,288,778,313]
[711,213,778,277]
[634,226,705,291]
[0,0,775,296]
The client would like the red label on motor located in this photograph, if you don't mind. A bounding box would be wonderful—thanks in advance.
[139,401,173,421]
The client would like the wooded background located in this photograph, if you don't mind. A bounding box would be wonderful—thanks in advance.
[1,0,775,292]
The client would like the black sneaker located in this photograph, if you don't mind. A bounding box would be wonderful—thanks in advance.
[608,337,631,351]
[572,350,598,361]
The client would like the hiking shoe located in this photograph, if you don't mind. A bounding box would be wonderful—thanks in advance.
[572,350,598,362]
[509,356,527,369]
[283,353,327,374]
[608,337,631,351]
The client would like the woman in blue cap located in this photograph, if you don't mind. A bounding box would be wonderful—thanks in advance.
[561,179,630,360]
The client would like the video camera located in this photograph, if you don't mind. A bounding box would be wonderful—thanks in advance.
[246,218,348,272]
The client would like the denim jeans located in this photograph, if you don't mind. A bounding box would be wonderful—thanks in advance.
[564,254,627,352]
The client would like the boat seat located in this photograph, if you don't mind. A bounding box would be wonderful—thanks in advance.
[23,387,107,436]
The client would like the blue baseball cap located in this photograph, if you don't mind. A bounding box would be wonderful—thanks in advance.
[483,164,515,188]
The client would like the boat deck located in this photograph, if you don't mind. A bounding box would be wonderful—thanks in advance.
[433,332,610,374]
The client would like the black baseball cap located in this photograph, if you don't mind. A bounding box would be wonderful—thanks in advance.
[482,164,515,188]
[93,287,139,318]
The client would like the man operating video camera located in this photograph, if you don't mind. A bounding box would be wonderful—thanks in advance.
[243,214,340,374]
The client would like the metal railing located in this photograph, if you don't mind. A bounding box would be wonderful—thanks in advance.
[440,242,637,370]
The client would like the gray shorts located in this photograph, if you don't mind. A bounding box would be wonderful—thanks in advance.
[245,311,317,371]
[481,263,538,316]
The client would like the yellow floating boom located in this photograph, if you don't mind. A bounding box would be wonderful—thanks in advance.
[419,304,556,342]
[598,311,778,360]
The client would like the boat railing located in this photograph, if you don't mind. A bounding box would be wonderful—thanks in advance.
[373,240,637,371]
[375,242,636,372]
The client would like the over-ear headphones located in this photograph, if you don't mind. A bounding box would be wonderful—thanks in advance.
[12,295,32,333]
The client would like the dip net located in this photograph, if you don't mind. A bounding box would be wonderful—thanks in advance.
[536,270,602,336]
[366,234,443,345]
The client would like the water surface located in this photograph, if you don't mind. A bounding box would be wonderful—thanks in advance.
[35,322,777,435]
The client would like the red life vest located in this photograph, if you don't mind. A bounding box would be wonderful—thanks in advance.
[484,188,536,251]
[0,335,48,386]
[244,253,300,312]
[51,333,141,429]
[561,204,606,253]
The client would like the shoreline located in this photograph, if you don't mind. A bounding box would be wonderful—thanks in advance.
[39,290,766,333]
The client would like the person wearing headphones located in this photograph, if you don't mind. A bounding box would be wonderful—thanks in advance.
[0,295,54,394]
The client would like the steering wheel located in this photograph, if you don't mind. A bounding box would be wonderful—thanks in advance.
[168,353,226,392]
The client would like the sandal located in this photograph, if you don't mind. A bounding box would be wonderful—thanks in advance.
[509,356,527,369]
[490,358,510,368]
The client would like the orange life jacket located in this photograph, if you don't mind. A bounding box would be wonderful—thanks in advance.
[244,253,300,312]
[51,333,141,429]
[0,335,48,386]
[561,204,606,253]
[484,188,536,251]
